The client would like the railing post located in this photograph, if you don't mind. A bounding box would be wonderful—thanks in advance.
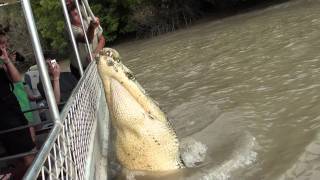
[74,0,94,62]
[20,0,60,124]
[60,0,84,76]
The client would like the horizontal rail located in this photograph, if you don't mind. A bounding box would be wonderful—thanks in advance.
[0,121,53,135]
[23,124,62,180]
[22,102,66,114]
[24,62,103,180]
[0,149,38,162]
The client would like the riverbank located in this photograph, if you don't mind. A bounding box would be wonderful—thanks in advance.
[1,0,291,72]
[110,0,290,46]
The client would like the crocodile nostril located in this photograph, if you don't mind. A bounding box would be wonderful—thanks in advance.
[107,59,114,66]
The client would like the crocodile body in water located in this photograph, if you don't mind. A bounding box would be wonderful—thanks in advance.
[97,48,184,171]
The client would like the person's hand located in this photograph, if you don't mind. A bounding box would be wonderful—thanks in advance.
[0,46,10,63]
[51,63,60,81]
[46,60,61,81]
[53,65,60,81]
[89,17,100,29]
[86,54,91,63]
[86,52,98,63]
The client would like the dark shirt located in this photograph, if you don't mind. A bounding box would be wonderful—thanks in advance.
[0,67,13,98]
[37,72,77,103]
[0,67,27,129]
[0,68,35,156]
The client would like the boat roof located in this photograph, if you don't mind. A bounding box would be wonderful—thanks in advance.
[0,0,20,7]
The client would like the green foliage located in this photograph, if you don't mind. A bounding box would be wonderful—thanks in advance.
[32,0,67,50]
[91,0,143,41]
[0,4,36,69]
[32,0,144,49]
[31,0,275,50]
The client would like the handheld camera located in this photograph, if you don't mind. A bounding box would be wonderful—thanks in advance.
[50,59,57,68]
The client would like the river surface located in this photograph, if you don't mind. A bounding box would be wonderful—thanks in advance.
[113,0,320,179]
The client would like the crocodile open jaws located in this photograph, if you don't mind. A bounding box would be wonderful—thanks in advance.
[97,48,184,171]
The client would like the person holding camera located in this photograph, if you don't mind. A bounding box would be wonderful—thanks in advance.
[0,30,38,139]
[36,53,61,105]
[38,59,61,104]
[0,32,36,179]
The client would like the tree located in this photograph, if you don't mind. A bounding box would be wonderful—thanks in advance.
[31,0,271,51]
[32,0,67,51]
[31,0,143,50]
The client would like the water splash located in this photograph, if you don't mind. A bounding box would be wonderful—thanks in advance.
[180,138,208,167]
[199,134,258,180]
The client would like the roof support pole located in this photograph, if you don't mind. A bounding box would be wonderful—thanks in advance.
[20,0,60,124]
[60,0,84,76]
[74,0,94,62]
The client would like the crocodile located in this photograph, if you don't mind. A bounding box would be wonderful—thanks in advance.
[96,48,184,171]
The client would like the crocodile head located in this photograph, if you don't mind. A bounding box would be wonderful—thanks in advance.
[97,48,183,171]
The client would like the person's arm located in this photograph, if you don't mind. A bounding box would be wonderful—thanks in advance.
[74,25,95,43]
[86,18,100,43]
[73,25,86,43]
[1,47,22,82]
[47,60,61,104]
[86,34,105,63]
[24,85,43,101]
[92,35,105,57]
[52,78,61,104]
[75,32,87,43]
[75,18,100,43]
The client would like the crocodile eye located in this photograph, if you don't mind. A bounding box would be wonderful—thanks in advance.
[125,71,135,80]
[115,57,121,63]
[106,51,112,57]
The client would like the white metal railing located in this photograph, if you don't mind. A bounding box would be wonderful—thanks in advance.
[18,0,110,178]
[24,62,107,180]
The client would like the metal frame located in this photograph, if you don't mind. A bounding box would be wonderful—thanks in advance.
[60,0,100,75]
[60,0,84,76]
[23,62,106,180]
[74,0,94,62]
[82,0,103,31]
[21,0,60,123]
[17,0,109,179]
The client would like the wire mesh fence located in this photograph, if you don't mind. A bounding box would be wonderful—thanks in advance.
[24,62,104,180]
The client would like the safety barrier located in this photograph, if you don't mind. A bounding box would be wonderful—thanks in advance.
[24,62,109,180]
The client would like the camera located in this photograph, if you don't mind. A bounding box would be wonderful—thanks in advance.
[50,59,57,68]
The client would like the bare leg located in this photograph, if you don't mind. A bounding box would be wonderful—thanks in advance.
[23,154,35,167]
[29,127,36,143]
[11,154,35,180]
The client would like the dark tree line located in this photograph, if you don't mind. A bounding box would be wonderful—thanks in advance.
[31,0,286,50]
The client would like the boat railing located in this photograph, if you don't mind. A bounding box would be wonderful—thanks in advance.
[24,62,109,180]
[12,0,110,178]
